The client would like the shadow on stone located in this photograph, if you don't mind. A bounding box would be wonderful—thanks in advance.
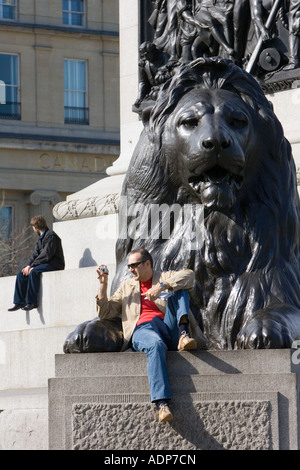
[79,248,98,268]
[197,351,241,374]
[169,398,272,450]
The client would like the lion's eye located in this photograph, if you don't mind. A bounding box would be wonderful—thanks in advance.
[180,118,198,129]
[227,114,248,129]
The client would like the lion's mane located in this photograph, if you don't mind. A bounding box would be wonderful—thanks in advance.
[112,57,300,349]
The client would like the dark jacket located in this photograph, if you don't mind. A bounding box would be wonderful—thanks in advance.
[26,227,65,270]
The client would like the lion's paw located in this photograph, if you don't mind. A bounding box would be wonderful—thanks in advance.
[236,317,293,349]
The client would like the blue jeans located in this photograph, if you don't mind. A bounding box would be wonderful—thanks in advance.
[132,289,190,402]
[13,264,58,305]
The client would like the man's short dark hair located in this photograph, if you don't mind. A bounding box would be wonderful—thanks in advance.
[30,215,47,231]
[128,248,153,268]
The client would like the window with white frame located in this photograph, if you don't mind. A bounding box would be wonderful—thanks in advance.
[64,59,88,124]
[0,0,17,20]
[0,53,20,120]
[62,0,84,27]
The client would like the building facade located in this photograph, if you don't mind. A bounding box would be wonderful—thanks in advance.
[0,0,120,237]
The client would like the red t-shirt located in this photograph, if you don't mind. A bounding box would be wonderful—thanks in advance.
[136,277,164,326]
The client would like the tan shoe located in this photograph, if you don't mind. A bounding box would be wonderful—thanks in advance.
[158,404,173,423]
[177,331,197,351]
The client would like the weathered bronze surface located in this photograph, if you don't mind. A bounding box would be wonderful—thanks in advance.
[114,57,300,350]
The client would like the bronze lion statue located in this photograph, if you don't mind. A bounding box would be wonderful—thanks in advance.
[112,57,300,350]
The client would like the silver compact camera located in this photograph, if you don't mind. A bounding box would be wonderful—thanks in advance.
[98,265,108,274]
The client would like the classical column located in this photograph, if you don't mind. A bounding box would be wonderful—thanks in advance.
[106,0,142,176]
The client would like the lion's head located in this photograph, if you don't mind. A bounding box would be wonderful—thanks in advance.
[160,87,254,211]
[112,57,300,349]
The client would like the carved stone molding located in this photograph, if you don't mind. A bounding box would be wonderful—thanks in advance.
[27,190,62,206]
[52,193,119,221]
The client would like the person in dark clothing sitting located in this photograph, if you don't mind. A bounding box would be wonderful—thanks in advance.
[8,215,65,311]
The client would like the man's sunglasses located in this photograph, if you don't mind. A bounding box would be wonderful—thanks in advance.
[127,260,146,269]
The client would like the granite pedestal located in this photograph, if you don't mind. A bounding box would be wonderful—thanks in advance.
[48,349,300,450]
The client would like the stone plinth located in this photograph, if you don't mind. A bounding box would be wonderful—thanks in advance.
[0,266,115,450]
[48,349,300,450]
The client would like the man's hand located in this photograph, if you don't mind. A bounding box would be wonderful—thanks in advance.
[141,283,164,301]
[22,266,33,276]
[96,265,109,284]
[96,265,109,300]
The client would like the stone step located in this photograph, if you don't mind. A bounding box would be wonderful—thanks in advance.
[49,370,297,396]
[0,266,116,333]
[55,348,295,378]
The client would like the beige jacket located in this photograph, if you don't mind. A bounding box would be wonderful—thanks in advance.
[96,269,207,351]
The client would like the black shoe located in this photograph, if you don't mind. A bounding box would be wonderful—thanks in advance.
[8,304,25,311]
[21,304,38,311]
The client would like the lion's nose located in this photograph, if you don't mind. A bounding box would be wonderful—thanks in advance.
[202,138,231,151]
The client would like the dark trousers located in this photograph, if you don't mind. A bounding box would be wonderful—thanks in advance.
[13,264,57,305]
